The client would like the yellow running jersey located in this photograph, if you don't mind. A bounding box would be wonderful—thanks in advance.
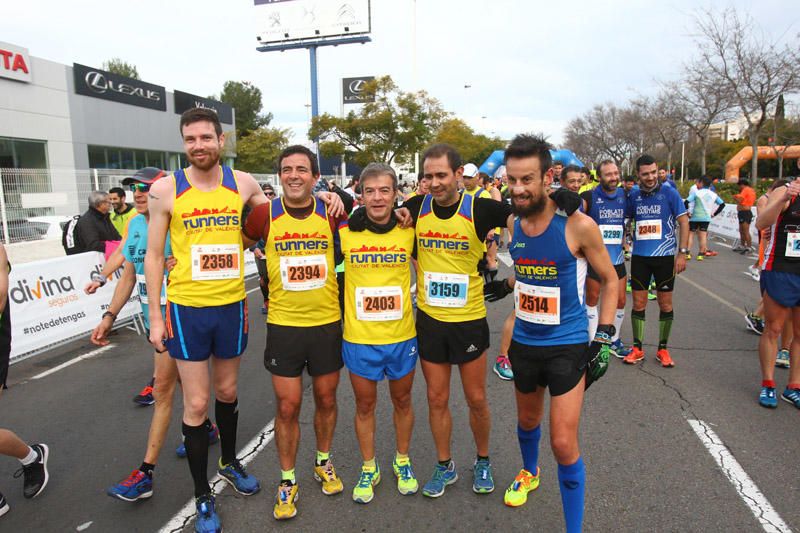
[416,193,486,322]
[339,222,415,344]
[168,166,245,307]
[463,187,491,199]
[265,197,340,327]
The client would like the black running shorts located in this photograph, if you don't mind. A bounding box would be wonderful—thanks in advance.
[265,321,343,377]
[689,221,710,232]
[738,210,753,224]
[630,255,676,292]
[587,262,626,282]
[416,309,489,365]
[508,340,586,396]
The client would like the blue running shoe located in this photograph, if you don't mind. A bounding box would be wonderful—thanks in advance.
[610,339,631,359]
[422,461,458,498]
[194,494,221,533]
[776,350,790,369]
[759,386,778,408]
[781,387,800,409]
[218,458,260,495]
[177,423,220,458]
[472,458,494,494]
[493,355,513,381]
[106,470,153,502]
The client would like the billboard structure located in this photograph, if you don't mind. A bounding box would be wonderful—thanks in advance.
[255,0,371,46]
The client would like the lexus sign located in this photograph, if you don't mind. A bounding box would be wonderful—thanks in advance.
[73,63,166,111]
[342,76,375,104]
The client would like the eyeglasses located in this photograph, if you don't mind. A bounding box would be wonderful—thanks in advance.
[265,191,276,197]
[129,183,151,193]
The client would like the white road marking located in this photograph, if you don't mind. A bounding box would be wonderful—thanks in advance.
[498,251,512,267]
[158,419,276,533]
[30,344,116,380]
[246,286,261,294]
[76,521,93,531]
[687,419,791,533]
[680,274,745,316]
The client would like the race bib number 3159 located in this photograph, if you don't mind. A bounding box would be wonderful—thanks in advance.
[424,272,468,308]
[191,244,240,281]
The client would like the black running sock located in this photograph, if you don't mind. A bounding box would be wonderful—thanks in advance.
[203,418,213,432]
[631,309,646,349]
[477,455,490,462]
[139,462,155,478]
[658,310,674,350]
[438,458,452,467]
[215,398,239,466]
[182,422,210,497]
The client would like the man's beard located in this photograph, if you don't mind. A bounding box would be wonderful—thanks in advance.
[511,193,546,217]
[188,150,220,171]
[601,180,617,192]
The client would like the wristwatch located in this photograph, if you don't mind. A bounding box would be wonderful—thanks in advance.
[91,272,107,286]
[596,324,616,337]
[102,311,116,322]
[679,248,690,254]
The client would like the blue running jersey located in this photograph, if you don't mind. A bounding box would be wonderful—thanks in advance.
[510,214,588,346]
[122,214,171,328]
[587,187,626,265]
[626,185,687,257]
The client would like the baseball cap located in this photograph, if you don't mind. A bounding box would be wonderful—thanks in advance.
[463,163,479,178]
[122,167,166,185]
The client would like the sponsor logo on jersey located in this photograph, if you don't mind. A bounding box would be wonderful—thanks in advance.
[273,230,329,252]
[417,230,469,251]
[348,244,407,265]
[514,257,558,279]
[180,206,240,230]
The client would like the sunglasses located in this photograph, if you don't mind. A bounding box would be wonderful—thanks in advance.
[265,191,276,197]
[129,183,151,192]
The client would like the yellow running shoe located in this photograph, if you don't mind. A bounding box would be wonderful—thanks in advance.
[273,481,298,520]
[503,468,540,507]
[352,465,381,503]
[313,460,344,495]
[392,456,419,495]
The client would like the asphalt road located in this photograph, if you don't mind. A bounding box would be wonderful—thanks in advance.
[1,239,798,533]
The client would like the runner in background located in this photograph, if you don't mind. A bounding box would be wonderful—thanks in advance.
[733,178,756,253]
[405,171,432,200]
[685,176,725,261]
[108,186,137,237]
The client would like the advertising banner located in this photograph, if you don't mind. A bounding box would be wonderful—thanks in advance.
[73,63,166,111]
[342,76,375,104]
[254,0,371,44]
[174,90,234,124]
[0,41,32,83]
[708,204,759,243]
[9,252,140,362]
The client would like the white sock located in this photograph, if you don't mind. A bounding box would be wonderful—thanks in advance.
[20,446,37,465]
[586,305,598,340]
[613,309,625,342]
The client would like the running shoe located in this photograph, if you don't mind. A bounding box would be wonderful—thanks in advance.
[744,313,765,335]
[0,491,8,518]
[624,251,631,261]
[626,280,632,293]
[493,355,514,381]
[732,244,746,252]
[696,255,704,261]
[194,494,221,533]
[313,459,343,495]
[218,458,260,495]
[781,388,800,409]
[13,444,48,499]
[273,481,298,520]
[705,250,718,257]
[352,465,381,504]
[133,381,155,406]
[176,423,220,458]
[623,347,644,365]
[776,350,790,368]
[685,253,691,260]
[472,458,494,494]
[392,456,418,495]
[647,291,657,301]
[759,386,778,408]
[422,461,458,498]
[106,470,153,501]
[503,468,540,507]
[610,339,631,359]
[656,349,675,367]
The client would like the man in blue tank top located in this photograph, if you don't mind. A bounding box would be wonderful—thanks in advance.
[484,134,618,533]
[623,155,689,368]
[580,160,630,358]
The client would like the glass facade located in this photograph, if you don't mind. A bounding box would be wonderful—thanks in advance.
[0,137,48,169]
[88,145,183,171]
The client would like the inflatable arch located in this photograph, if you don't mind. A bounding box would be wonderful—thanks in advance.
[479,149,585,177]
[724,145,800,181]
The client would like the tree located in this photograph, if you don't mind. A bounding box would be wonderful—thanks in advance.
[695,8,800,183]
[234,126,291,174]
[102,58,139,79]
[310,76,448,167]
[563,103,648,170]
[763,105,800,180]
[215,81,273,139]
[433,118,505,167]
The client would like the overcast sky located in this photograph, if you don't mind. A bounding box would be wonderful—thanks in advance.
[3,0,798,146]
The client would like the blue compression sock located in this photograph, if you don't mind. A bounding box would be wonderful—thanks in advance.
[517,425,541,474]
[558,457,586,533]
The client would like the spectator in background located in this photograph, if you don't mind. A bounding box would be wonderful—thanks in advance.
[253,183,276,315]
[74,191,121,255]
[733,178,756,253]
[658,168,675,189]
[108,186,136,236]
[552,160,564,184]
[0,245,9,390]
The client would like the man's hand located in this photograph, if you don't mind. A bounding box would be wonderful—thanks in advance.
[675,254,687,274]
[550,188,581,215]
[84,281,103,295]
[317,191,345,218]
[584,330,612,389]
[484,278,513,302]
[165,255,177,272]
[253,248,265,260]
[394,208,413,228]
[787,178,800,198]
[90,317,113,346]
[149,319,168,353]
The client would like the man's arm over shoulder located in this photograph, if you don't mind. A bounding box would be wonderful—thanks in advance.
[243,203,270,247]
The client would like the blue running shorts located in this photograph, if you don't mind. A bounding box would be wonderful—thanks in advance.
[165,299,248,361]
[342,338,418,381]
